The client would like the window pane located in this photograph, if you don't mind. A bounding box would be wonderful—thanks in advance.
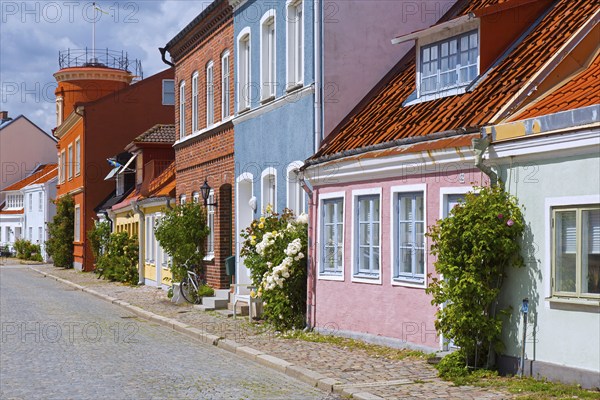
[372,223,380,246]
[360,223,370,245]
[399,196,412,221]
[359,247,370,270]
[359,199,370,221]
[555,211,577,292]
[400,248,412,273]
[582,209,600,294]
[325,202,335,223]
[372,247,380,271]
[416,248,425,275]
[415,194,424,221]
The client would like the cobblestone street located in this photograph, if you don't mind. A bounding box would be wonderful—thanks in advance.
[0,265,336,399]
[7,264,515,399]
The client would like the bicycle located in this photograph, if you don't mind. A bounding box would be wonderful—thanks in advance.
[180,261,206,304]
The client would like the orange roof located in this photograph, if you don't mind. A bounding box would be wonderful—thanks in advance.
[510,53,600,120]
[312,0,598,160]
[3,164,58,191]
[146,162,176,198]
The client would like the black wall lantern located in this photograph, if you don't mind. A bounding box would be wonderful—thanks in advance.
[200,179,218,207]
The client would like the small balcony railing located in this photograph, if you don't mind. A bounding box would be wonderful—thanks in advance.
[58,48,143,80]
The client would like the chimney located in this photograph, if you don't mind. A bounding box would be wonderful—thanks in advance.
[0,111,9,122]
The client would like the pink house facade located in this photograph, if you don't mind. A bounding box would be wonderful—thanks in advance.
[304,136,485,350]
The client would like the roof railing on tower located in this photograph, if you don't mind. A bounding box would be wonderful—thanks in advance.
[58,48,143,81]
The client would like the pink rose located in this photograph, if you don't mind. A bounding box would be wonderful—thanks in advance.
[507,219,514,227]
[497,214,504,219]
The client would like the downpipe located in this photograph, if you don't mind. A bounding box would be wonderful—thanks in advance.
[132,200,145,285]
[299,171,315,330]
[472,134,501,188]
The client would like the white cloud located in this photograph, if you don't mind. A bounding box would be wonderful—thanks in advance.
[0,0,210,133]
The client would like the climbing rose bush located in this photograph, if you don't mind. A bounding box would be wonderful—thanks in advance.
[426,184,524,369]
[241,206,308,330]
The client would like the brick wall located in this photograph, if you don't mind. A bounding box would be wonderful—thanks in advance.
[172,5,235,289]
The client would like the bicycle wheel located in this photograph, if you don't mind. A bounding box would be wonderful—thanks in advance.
[180,276,201,304]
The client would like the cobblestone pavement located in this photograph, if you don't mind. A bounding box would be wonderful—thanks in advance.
[0,266,337,400]
[26,264,512,399]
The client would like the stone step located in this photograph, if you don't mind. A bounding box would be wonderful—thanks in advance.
[213,289,231,300]
[193,304,214,311]
[202,297,229,309]
[228,302,249,316]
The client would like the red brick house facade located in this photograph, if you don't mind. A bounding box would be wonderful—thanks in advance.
[163,0,234,289]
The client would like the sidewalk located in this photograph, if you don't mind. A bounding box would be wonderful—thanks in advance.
[30,264,511,400]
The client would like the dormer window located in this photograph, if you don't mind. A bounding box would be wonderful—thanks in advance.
[419,31,478,96]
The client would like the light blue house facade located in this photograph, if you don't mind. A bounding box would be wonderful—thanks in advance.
[230,0,315,288]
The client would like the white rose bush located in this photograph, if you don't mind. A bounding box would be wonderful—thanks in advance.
[240,206,308,330]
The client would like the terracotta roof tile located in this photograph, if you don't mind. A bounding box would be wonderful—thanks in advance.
[147,162,176,198]
[133,124,176,144]
[2,164,58,191]
[511,53,600,120]
[313,0,598,160]
[0,208,24,215]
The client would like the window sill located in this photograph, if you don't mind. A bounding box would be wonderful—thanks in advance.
[238,106,251,115]
[546,296,600,307]
[173,117,233,147]
[404,86,468,107]
[318,272,344,281]
[260,95,275,104]
[204,255,215,262]
[286,83,303,93]
[392,277,426,288]
[351,274,382,285]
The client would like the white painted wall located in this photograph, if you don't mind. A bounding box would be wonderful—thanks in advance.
[22,178,57,261]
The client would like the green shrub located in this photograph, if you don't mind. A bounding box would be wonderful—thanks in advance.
[436,350,470,380]
[426,184,524,369]
[87,221,111,268]
[154,202,210,284]
[240,206,308,331]
[14,239,43,262]
[197,284,215,297]
[96,231,139,285]
[46,195,74,268]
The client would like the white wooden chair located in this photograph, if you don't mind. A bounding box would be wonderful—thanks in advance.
[232,284,261,321]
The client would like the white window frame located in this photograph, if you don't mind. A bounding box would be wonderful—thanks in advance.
[179,194,186,205]
[60,150,66,183]
[28,193,33,211]
[221,50,230,119]
[192,72,199,132]
[75,137,81,176]
[260,10,277,102]
[38,192,43,212]
[162,79,175,105]
[192,191,200,203]
[237,28,252,112]
[286,161,305,215]
[145,215,156,264]
[206,61,215,127]
[318,191,346,281]
[74,205,81,242]
[179,80,186,138]
[67,144,73,180]
[261,167,277,212]
[38,227,43,242]
[351,187,382,284]
[391,184,427,287]
[413,20,480,104]
[544,195,600,305]
[205,190,215,260]
[56,96,64,126]
[439,186,476,219]
[286,0,304,90]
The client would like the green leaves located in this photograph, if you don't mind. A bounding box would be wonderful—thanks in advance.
[154,202,210,284]
[426,185,524,369]
[46,195,75,268]
[96,231,139,284]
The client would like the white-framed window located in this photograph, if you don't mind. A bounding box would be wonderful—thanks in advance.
[286,0,303,89]
[56,96,64,126]
[28,227,32,240]
[221,50,230,119]
[38,192,43,212]
[192,191,200,203]
[352,188,381,283]
[162,79,175,105]
[179,80,186,138]
[261,168,277,212]
[75,137,81,176]
[60,150,66,183]
[206,61,214,126]
[38,227,42,242]
[237,28,251,112]
[116,172,124,196]
[28,193,33,211]
[179,194,186,205]
[320,196,344,277]
[286,162,305,215]
[552,206,600,299]
[74,205,80,242]
[192,72,199,132]
[145,215,156,263]
[261,10,276,101]
[206,190,215,259]
[419,30,478,97]
[67,144,73,180]
[394,192,425,284]
[6,194,23,209]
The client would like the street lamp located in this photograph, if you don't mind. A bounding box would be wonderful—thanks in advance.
[200,179,218,208]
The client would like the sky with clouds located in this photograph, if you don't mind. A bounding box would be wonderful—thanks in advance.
[0,1,212,133]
